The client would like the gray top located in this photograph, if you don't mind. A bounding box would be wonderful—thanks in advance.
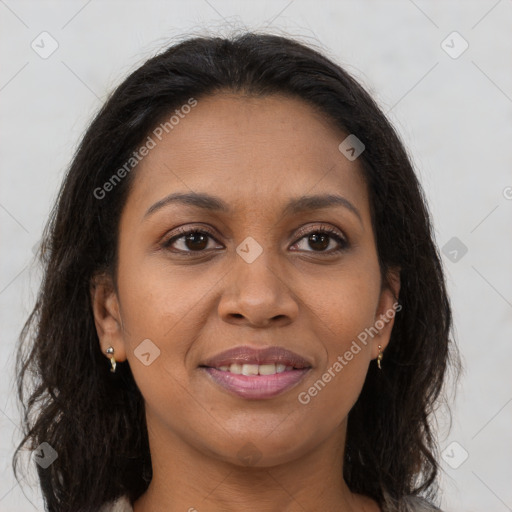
[100,493,444,511]
[99,495,133,512]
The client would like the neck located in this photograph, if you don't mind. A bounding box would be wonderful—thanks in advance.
[132,412,379,512]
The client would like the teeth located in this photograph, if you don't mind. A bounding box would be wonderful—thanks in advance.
[241,364,259,376]
[229,363,243,374]
[216,363,297,375]
[258,364,276,375]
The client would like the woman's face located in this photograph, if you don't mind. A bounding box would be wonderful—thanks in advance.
[93,92,400,467]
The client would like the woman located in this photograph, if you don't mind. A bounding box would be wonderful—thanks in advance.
[13,32,461,512]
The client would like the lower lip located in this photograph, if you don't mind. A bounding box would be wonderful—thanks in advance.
[202,367,311,400]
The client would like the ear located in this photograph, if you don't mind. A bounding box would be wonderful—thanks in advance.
[372,266,401,359]
[90,272,127,363]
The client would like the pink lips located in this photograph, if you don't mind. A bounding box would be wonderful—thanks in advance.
[199,346,312,400]
[203,367,310,399]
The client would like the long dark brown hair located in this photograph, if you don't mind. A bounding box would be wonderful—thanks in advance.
[13,31,461,512]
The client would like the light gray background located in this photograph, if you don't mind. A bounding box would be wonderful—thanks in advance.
[1,1,511,511]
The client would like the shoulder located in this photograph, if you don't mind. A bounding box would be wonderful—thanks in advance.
[98,495,134,512]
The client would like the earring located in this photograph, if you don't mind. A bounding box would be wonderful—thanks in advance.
[106,346,116,373]
[377,345,383,370]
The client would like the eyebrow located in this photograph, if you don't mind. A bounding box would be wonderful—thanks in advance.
[143,191,363,225]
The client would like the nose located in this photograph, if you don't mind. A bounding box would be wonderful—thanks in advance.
[217,251,299,328]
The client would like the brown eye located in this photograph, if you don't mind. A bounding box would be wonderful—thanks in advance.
[181,232,209,251]
[306,232,331,251]
[162,224,349,256]
[291,225,349,254]
[162,228,219,253]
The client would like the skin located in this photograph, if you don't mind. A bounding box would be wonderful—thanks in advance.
[91,92,400,512]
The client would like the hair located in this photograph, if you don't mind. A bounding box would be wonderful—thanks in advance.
[13,31,461,512]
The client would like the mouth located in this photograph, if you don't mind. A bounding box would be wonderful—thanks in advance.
[199,345,312,369]
[199,345,312,400]
[203,362,302,375]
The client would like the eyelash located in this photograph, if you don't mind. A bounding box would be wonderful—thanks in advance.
[161,224,349,255]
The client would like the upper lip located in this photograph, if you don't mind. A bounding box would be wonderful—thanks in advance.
[200,346,312,369]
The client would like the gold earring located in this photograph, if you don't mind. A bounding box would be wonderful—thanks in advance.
[106,346,116,373]
[377,345,383,370]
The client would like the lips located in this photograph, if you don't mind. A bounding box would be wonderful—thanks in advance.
[199,346,313,399]
[199,345,312,370]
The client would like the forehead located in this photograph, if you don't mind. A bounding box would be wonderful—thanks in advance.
[124,92,370,221]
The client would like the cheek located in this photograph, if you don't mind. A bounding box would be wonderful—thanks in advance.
[312,264,381,346]
[116,263,200,428]
[114,254,180,362]
[324,289,378,357]
[305,269,380,403]
[116,253,230,412]
[118,251,217,346]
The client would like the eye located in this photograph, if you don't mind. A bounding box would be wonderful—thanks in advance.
[161,224,349,255]
[162,226,221,253]
[291,224,349,254]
